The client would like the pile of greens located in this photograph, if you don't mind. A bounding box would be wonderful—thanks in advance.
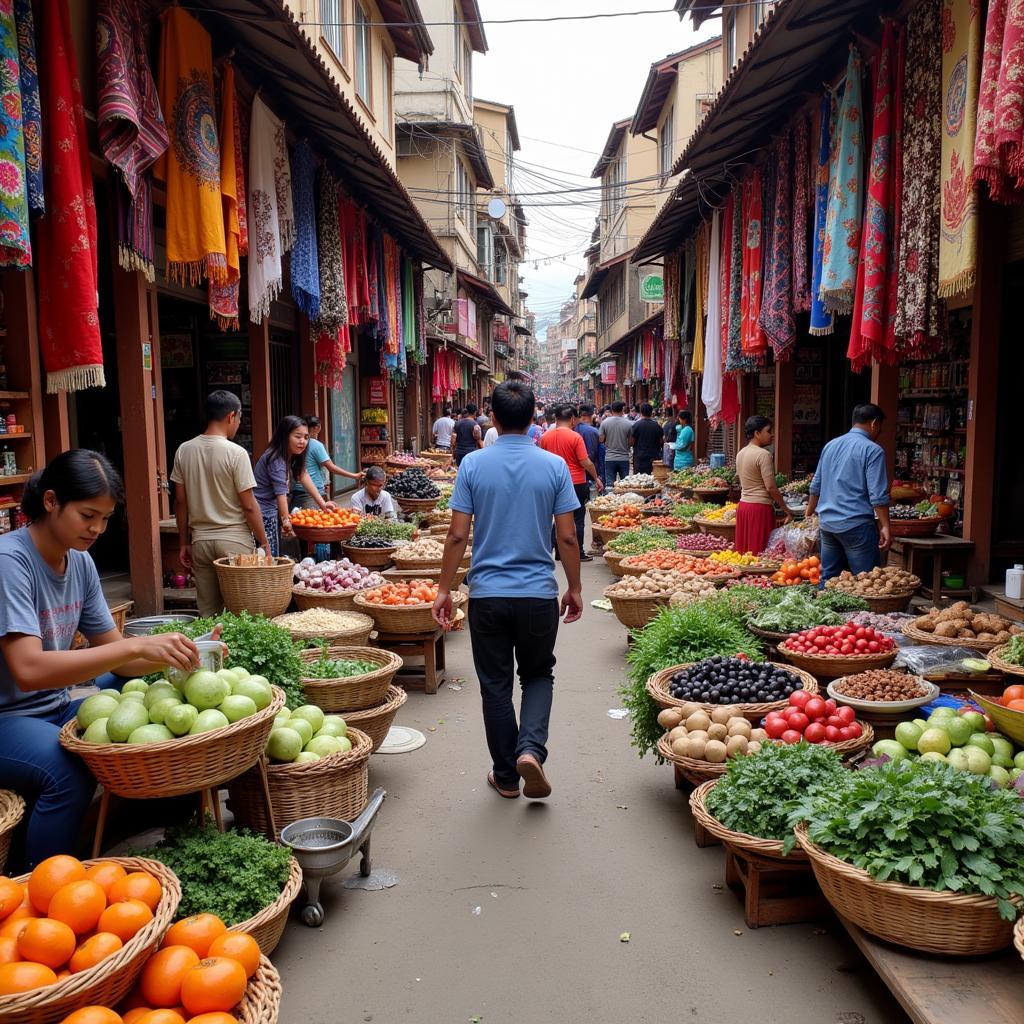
[139,818,293,925]
[750,588,847,633]
[814,589,870,613]
[1001,634,1024,666]
[673,502,717,520]
[354,517,416,541]
[303,647,380,680]
[791,760,1024,918]
[152,611,305,708]
[706,743,850,843]
[606,528,675,557]
[621,596,762,759]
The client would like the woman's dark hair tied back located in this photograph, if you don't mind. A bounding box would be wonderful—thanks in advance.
[22,449,125,522]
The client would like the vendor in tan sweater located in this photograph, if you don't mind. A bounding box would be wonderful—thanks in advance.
[734,415,790,556]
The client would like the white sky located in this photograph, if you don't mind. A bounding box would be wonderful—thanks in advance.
[473,1,720,335]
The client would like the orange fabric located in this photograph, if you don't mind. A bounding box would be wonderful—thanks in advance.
[539,426,589,484]
[209,61,241,329]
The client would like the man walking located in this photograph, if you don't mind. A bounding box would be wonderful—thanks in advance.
[805,404,892,581]
[433,382,583,800]
[432,407,455,451]
[599,401,632,486]
[452,405,483,465]
[630,403,666,476]
[574,404,602,485]
[171,391,272,616]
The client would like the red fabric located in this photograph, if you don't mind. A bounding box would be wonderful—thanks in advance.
[339,194,371,323]
[735,501,775,558]
[740,170,767,357]
[539,426,589,484]
[884,25,906,352]
[719,373,740,432]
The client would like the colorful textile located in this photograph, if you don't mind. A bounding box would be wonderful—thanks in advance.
[383,234,400,353]
[157,6,226,285]
[809,93,835,335]
[974,0,1024,202]
[209,62,243,330]
[759,127,795,358]
[792,114,811,312]
[14,0,41,216]
[740,169,767,358]
[289,141,320,318]
[0,3,29,268]
[246,94,284,323]
[340,195,371,322]
[938,0,981,297]
[692,220,708,373]
[896,0,945,354]
[663,251,681,341]
[727,188,759,374]
[36,0,102,392]
[821,47,864,315]
[700,210,722,419]
[884,25,907,351]
[312,172,347,340]
[849,21,897,371]
[402,257,418,358]
[234,91,248,257]
[271,116,294,253]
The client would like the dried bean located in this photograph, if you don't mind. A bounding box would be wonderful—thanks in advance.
[834,670,927,702]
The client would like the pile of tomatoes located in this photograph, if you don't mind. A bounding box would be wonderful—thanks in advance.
[770,556,820,586]
[782,623,894,657]
[290,508,360,529]
[764,690,865,744]
[644,515,686,528]
[597,507,643,530]
[993,683,1024,712]
[359,580,439,606]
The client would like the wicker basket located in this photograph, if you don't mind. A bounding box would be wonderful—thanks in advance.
[292,523,358,544]
[690,781,805,861]
[613,484,660,497]
[60,688,285,800]
[354,588,467,634]
[777,642,897,678]
[988,644,1024,677]
[794,824,1015,956]
[889,516,942,538]
[1015,917,1024,961]
[292,586,358,613]
[692,487,730,503]
[619,557,738,586]
[426,508,453,525]
[674,546,714,559]
[228,727,373,839]
[902,623,1002,652]
[272,610,375,646]
[344,685,408,751]
[693,516,736,539]
[851,590,916,613]
[591,525,633,545]
[342,543,399,568]
[0,790,24,874]
[0,856,180,1024]
[419,450,453,466]
[381,566,468,588]
[214,557,294,618]
[238,955,283,1024]
[394,495,440,515]
[602,551,630,577]
[604,589,671,630]
[656,734,727,783]
[646,662,819,721]
[231,856,303,955]
[643,523,692,535]
[298,645,403,711]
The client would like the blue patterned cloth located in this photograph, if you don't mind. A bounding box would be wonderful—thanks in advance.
[809,92,835,335]
[14,0,41,216]
[289,141,320,318]
[0,2,30,267]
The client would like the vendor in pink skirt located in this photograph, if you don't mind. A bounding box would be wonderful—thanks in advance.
[734,416,791,556]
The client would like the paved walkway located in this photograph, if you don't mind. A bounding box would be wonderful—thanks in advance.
[273,556,908,1024]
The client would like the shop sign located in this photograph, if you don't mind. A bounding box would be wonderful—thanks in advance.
[142,343,152,371]
[368,375,388,405]
[600,361,617,384]
[640,274,664,303]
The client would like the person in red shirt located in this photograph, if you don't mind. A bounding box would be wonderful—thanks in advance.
[539,404,603,560]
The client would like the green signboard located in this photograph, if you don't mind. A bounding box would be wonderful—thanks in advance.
[640,274,664,302]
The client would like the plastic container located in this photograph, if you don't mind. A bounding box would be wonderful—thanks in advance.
[166,639,223,687]
[1006,564,1024,601]
[709,453,726,469]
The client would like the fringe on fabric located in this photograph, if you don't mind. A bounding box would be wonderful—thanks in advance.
[118,244,155,282]
[937,269,977,298]
[47,365,106,394]
[169,253,227,287]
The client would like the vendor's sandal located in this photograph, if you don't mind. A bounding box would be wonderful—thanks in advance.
[488,771,520,799]
[516,754,552,799]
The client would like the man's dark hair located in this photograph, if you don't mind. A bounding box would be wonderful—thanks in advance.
[364,465,386,483]
[852,403,885,425]
[465,403,478,416]
[205,390,242,423]
[491,382,535,431]
[546,410,556,422]
[678,410,692,424]
[555,404,577,421]
[744,414,772,440]
[640,402,653,417]
[611,401,625,414]
[304,414,321,430]
[579,403,594,416]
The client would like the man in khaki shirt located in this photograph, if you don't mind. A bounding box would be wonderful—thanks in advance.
[170,391,272,616]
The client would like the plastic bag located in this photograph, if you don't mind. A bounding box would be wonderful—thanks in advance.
[779,516,819,560]
[896,644,994,678]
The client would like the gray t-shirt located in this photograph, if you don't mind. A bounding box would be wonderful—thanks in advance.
[253,451,290,517]
[599,416,633,461]
[0,528,115,716]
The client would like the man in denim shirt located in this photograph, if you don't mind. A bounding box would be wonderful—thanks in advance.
[806,404,892,582]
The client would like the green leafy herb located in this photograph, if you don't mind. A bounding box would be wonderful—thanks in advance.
[1002,634,1024,666]
[354,517,416,541]
[303,648,379,680]
[605,528,675,556]
[813,589,870,613]
[750,588,846,633]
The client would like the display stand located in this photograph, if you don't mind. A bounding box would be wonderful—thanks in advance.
[724,846,828,929]
[376,627,447,694]
[891,536,976,602]
[671,767,720,848]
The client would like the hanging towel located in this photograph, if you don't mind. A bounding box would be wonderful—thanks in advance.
[36,0,102,391]
[247,94,284,323]
[759,128,795,358]
[14,0,41,216]
[289,141,320,318]
[809,93,835,335]
[938,0,982,297]
[896,0,946,354]
[792,114,811,312]
[821,47,864,315]
[701,210,722,419]
[692,221,708,373]
[272,117,295,253]
[0,4,29,268]
[740,169,767,358]
[209,62,244,330]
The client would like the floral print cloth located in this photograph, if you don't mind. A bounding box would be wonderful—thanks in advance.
[759,126,796,358]
[288,140,320,319]
[740,168,767,360]
[14,0,40,216]
[809,93,835,336]
[792,114,811,313]
[0,0,29,268]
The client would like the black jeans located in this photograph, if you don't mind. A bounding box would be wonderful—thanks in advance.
[634,453,656,475]
[468,597,560,789]
[551,482,590,556]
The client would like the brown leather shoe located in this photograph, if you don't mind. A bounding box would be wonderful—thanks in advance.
[487,771,520,799]
[516,753,552,799]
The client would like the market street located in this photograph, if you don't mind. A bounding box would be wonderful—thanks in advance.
[272,555,908,1024]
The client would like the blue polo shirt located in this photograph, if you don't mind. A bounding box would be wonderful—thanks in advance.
[449,434,580,599]
[810,427,890,531]
[574,422,600,461]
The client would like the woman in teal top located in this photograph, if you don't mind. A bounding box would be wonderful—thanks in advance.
[292,415,362,509]
[673,410,695,470]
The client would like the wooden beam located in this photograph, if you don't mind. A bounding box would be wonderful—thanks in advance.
[1,270,46,472]
[774,358,794,478]
[298,315,315,416]
[871,359,900,484]
[147,287,171,521]
[248,318,272,454]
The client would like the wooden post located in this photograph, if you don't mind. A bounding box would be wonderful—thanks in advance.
[147,288,170,521]
[41,393,70,461]
[870,360,900,484]
[774,358,794,478]
[248,319,272,454]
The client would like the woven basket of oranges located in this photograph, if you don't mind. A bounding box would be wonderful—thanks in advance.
[290,508,361,543]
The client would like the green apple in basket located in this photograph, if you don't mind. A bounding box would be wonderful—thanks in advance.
[127,724,174,744]
[164,703,199,737]
[77,693,119,730]
[143,681,180,710]
[82,718,112,744]
[266,727,303,763]
[315,715,348,739]
[286,718,314,747]
[148,696,184,725]
[106,700,151,743]
[289,705,325,735]
[121,678,150,696]
[189,709,230,734]
[184,670,231,711]
[232,674,273,711]
[219,694,258,723]
[304,734,343,758]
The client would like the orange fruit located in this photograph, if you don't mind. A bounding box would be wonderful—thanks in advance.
[69,931,123,973]
[0,960,57,994]
[48,879,107,935]
[179,957,247,1016]
[132,1012,185,1024]
[123,1010,154,1024]
[207,932,259,979]
[17,917,76,968]
[62,1009,125,1024]
[97,899,153,942]
[163,914,227,958]
[0,878,23,921]
[184,1015,238,1024]
[0,913,30,940]
[0,936,19,965]
[108,872,162,911]
[27,855,85,913]
[139,945,201,1008]
[85,862,128,896]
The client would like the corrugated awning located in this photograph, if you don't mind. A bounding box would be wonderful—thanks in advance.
[457,270,515,317]
[189,0,452,272]
[580,250,632,300]
[603,308,664,354]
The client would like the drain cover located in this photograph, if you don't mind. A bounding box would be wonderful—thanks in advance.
[377,726,426,754]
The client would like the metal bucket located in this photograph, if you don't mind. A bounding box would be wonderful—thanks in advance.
[123,614,198,637]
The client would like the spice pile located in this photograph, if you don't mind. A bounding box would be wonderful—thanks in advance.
[832,670,928,702]
[273,608,371,633]
[394,538,446,561]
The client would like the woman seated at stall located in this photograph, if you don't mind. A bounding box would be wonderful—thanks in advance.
[0,450,203,868]
[349,466,398,520]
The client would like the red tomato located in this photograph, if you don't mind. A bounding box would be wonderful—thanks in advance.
[840,643,854,655]
[837,706,856,725]
[1006,699,1024,712]
[813,636,828,648]
[855,627,867,639]
[787,712,810,732]
[780,729,802,745]
[788,691,812,709]
[826,646,840,655]
[804,722,826,744]
[868,641,880,653]
[855,639,868,651]
[764,718,787,740]
[824,725,842,742]
[1004,685,1024,703]
[804,697,827,720]
[825,699,837,714]
[846,722,863,738]
[826,715,844,728]
[839,726,854,741]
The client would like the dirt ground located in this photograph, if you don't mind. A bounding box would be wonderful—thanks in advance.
[272,555,909,1024]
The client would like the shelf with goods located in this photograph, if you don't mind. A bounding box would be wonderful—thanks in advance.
[360,409,390,467]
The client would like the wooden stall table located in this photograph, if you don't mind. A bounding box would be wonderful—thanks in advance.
[890,535,976,603]
[724,845,828,929]
[376,626,447,694]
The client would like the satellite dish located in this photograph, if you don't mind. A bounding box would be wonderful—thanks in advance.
[487,197,507,220]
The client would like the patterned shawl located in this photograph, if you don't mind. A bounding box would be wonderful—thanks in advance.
[809,93,835,335]
[15,0,41,216]
[383,234,400,353]
[692,220,708,373]
[312,172,346,337]
[272,117,295,253]
[36,0,102,392]
[700,210,722,418]
[0,4,29,268]
[209,62,243,330]
[791,114,811,312]
[246,94,283,323]
[896,0,946,354]
[938,0,981,297]
[288,141,320,318]
[759,127,795,358]
[340,195,371,323]
[403,257,419,360]
[663,251,681,341]
[727,188,759,373]
[821,47,864,314]
[740,169,767,359]
[884,25,907,351]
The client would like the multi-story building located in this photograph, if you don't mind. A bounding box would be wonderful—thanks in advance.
[673,1,777,80]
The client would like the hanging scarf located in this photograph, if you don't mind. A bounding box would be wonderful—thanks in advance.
[384,235,400,354]
[974,0,1024,202]
[15,0,41,216]
[246,95,284,323]
[272,117,295,254]
[701,209,723,419]
[720,193,733,371]
[663,251,681,341]
[849,22,897,371]
[0,4,29,267]
[36,0,102,391]
[726,190,759,373]
[809,93,835,335]
[791,114,811,312]
[402,257,418,357]
[156,7,225,285]
[312,173,347,338]
[884,26,907,351]
[415,263,427,363]
[821,47,864,314]
[896,0,946,354]
[680,237,694,355]
[740,169,767,358]
[208,63,244,330]
[759,128,795,358]
[938,0,982,297]
[692,221,708,373]
[289,141,320,318]
[234,91,248,257]
[340,195,371,322]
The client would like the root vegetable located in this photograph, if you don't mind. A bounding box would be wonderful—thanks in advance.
[685,711,711,732]
[657,708,682,729]
[707,723,728,742]
[704,739,728,764]
[726,735,749,758]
